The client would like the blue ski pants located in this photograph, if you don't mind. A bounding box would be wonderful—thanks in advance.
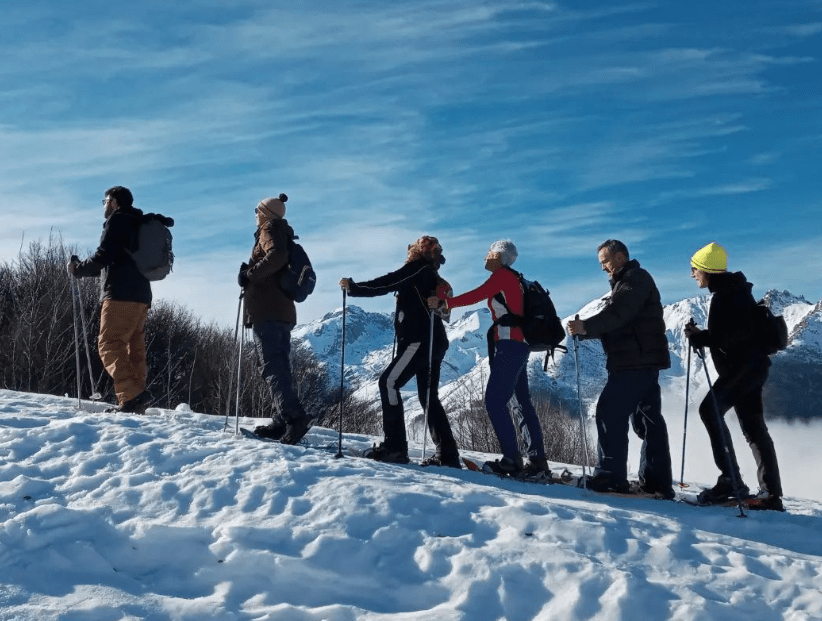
[485,339,545,460]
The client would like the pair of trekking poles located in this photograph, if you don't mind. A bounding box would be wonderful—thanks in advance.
[69,272,101,409]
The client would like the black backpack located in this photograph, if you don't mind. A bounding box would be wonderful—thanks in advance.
[127,213,174,281]
[753,299,788,355]
[490,267,567,370]
[279,235,316,303]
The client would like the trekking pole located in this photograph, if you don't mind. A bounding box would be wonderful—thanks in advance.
[679,338,692,488]
[421,310,435,462]
[234,297,246,435]
[72,279,101,400]
[224,290,244,431]
[695,347,747,518]
[69,274,82,410]
[679,347,692,486]
[335,290,347,458]
[572,315,590,490]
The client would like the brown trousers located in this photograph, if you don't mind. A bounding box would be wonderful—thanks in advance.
[98,299,149,405]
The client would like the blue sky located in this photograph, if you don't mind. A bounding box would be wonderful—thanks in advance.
[1,1,820,326]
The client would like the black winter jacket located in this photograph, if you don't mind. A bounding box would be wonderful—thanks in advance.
[689,271,769,377]
[74,205,151,305]
[347,259,449,355]
[583,259,670,372]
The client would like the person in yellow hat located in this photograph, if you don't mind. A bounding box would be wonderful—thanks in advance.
[684,242,784,510]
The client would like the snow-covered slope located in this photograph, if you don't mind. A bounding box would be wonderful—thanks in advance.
[1,389,821,620]
[294,291,822,420]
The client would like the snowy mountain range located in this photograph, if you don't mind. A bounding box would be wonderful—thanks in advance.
[293,290,822,422]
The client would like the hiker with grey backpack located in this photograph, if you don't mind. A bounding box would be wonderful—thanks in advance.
[684,242,785,511]
[67,186,172,414]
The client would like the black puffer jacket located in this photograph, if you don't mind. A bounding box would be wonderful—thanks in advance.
[583,259,670,371]
[689,271,769,377]
[347,259,448,354]
[74,205,151,305]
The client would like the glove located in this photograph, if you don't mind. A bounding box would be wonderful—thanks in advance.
[683,320,704,351]
[238,262,249,288]
[66,255,80,277]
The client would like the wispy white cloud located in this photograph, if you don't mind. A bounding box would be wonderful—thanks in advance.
[777,22,822,38]
[1,0,820,325]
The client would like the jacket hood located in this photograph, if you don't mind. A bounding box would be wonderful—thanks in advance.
[708,270,750,294]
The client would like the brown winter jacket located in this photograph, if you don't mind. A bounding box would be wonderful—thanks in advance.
[243,218,297,326]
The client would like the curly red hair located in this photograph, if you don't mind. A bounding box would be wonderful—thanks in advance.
[406,235,442,264]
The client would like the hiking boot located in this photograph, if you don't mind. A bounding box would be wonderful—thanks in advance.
[523,457,553,479]
[696,475,750,505]
[483,455,524,476]
[636,482,676,500]
[120,390,152,414]
[254,418,287,440]
[747,489,785,512]
[363,442,410,464]
[420,453,462,469]
[581,472,631,494]
[279,414,313,446]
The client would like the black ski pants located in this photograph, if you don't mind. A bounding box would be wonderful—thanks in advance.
[699,358,782,496]
[252,320,305,421]
[595,368,673,489]
[378,340,457,457]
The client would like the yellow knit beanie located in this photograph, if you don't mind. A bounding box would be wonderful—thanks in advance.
[691,242,727,273]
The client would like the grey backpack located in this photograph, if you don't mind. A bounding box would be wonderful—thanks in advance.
[128,213,175,281]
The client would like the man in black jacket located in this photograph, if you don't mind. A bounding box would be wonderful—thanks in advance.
[568,240,674,497]
[685,242,783,510]
[340,236,460,467]
[68,186,152,413]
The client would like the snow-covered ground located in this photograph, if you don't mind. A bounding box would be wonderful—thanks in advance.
[2,389,821,621]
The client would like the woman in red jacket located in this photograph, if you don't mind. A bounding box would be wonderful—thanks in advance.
[429,240,549,476]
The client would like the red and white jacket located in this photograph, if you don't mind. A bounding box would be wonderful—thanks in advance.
[441,267,525,343]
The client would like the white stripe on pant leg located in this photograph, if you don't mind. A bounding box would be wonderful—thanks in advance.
[386,342,421,406]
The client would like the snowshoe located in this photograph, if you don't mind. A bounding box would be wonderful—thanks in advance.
[362,443,410,464]
[279,414,313,446]
[579,473,631,494]
[745,490,785,512]
[523,457,553,480]
[254,418,287,441]
[482,456,524,477]
[696,476,749,506]
[420,454,462,469]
